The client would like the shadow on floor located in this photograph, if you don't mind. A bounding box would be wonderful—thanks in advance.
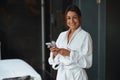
[38,70,55,80]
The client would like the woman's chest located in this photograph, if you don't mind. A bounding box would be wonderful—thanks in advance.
[58,35,84,50]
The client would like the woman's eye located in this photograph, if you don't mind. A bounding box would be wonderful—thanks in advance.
[73,16,78,19]
[66,17,71,20]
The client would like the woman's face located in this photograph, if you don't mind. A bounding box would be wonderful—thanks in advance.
[66,11,80,30]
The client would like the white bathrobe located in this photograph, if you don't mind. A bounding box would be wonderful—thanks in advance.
[48,27,93,80]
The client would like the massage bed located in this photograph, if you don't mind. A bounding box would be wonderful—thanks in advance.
[0,59,42,80]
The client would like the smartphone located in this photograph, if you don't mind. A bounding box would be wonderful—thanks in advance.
[45,42,54,47]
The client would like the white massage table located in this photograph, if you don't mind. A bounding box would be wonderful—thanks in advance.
[0,59,42,80]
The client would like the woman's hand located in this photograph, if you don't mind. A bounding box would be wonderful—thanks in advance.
[49,47,59,58]
[47,42,58,58]
[47,41,58,57]
[47,42,70,57]
[57,48,70,56]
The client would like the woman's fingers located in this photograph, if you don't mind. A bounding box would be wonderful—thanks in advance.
[47,46,50,48]
[50,47,58,52]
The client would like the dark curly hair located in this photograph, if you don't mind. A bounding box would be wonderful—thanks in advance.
[65,5,81,17]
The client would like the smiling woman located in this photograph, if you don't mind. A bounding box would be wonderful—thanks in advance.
[47,5,93,80]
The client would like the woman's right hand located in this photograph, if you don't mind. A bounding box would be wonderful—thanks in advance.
[47,41,58,58]
[49,47,59,57]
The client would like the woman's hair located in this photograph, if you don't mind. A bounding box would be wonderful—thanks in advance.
[65,5,81,18]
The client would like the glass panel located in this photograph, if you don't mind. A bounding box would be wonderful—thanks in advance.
[0,0,42,73]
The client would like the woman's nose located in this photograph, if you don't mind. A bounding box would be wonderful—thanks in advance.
[70,18,74,22]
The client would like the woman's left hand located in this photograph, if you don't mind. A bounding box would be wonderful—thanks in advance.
[57,48,70,56]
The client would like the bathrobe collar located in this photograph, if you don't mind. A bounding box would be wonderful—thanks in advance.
[67,26,82,44]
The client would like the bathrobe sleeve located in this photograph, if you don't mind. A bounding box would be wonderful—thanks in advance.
[62,33,93,69]
[48,52,61,70]
[48,33,64,70]
[72,34,93,68]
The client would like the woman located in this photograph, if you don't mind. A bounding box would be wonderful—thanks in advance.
[48,5,93,80]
